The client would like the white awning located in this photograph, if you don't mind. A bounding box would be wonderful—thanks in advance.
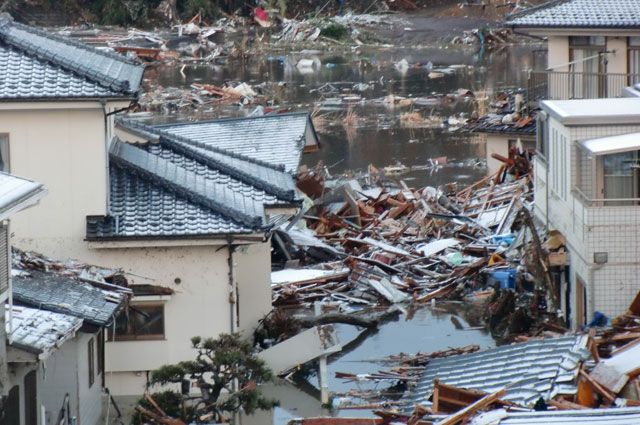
[579,132,640,156]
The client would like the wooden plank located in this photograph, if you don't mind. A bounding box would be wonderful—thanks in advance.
[579,368,615,404]
[435,387,507,425]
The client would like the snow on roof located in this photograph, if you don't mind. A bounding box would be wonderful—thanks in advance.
[6,305,82,359]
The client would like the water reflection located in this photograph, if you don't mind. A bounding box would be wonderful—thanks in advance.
[240,302,495,425]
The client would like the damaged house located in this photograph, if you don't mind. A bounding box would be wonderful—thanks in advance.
[0,17,319,396]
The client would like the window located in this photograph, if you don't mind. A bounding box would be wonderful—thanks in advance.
[0,134,8,173]
[88,338,95,387]
[1,385,20,425]
[601,150,640,203]
[111,304,165,341]
[569,36,606,98]
[629,37,640,85]
[550,128,568,200]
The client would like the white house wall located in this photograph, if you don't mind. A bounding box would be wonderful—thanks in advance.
[40,332,102,425]
[542,118,640,325]
[97,242,271,396]
[0,105,125,259]
[235,242,272,331]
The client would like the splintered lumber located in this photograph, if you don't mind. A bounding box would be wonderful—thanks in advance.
[414,282,456,303]
[579,368,616,405]
[435,387,507,425]
[548,399,588,410]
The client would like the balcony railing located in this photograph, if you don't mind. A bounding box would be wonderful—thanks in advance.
[528,71,640,101]
[573,187,640,207]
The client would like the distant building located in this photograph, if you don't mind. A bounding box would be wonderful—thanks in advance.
[508,0,640,100]
[535,97,640,328]
[0,18,319,396]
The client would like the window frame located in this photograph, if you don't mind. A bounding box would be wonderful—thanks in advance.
[0,133,9,173]
[110,303,166,342]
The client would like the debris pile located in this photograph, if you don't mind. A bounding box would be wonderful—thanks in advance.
[273,150,536,312]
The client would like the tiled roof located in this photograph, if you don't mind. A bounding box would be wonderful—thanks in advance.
[6,306,82,357]
[12,269,126,327]
[155,113,316,173]
[87,116,307,240]
[402,335,590,412]
[0,18,144,100]
[508,0,640,28]
[0,171,46,221]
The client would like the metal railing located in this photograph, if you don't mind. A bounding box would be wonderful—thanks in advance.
[572,187,640,207]
[528,71,640,101]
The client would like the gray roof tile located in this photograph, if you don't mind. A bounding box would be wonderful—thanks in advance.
[0,18,144,99]
[155,113,314,173]
[12,269,126,327]
[90,115,309,240]
[509,0,640,28]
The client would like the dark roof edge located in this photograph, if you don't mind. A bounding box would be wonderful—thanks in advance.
[158,135,296,201]
[506,0,569,21]
[109,139,266,230]
[85,217,265,241]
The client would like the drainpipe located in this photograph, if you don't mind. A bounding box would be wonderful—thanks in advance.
[228,243,238,333]
[101,100,111,214]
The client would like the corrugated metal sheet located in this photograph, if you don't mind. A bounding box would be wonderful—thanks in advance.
[403,335,590,412]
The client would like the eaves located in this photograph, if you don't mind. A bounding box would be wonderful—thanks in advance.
[86,232,269,249]
[0,98,134,111]
[511,26,640,37]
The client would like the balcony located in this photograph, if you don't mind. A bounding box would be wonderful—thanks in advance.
[528,71,640,101]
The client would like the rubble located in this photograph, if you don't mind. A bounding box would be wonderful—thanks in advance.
[273,146,535,312]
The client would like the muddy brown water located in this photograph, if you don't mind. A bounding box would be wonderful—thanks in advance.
[138,16,545,423]
[149,40,543,188]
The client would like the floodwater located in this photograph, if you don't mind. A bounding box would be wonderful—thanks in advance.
[139,15,545,424]
[146,34,544,188]
[241,302,496,424]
